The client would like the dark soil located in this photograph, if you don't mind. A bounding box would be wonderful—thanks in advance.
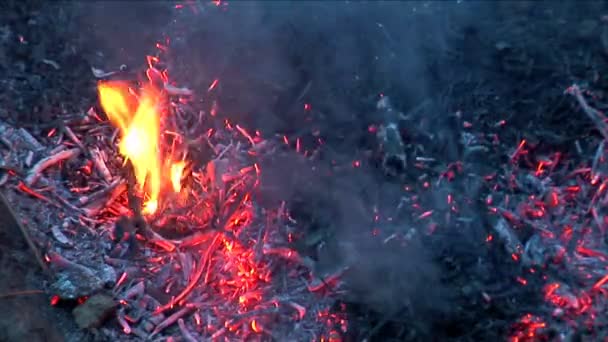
[0,191,76,342]
[2,1,608,341]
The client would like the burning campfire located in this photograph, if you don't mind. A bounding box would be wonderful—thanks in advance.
[0,15,346,341]
[6,2,608,341]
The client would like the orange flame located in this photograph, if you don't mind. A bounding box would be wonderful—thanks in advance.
[98,81,166,214]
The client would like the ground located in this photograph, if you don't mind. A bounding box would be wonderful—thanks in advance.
[0,191,77,342]
[1,1,608,341]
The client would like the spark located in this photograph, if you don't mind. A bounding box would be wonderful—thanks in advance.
[208,79,219,92]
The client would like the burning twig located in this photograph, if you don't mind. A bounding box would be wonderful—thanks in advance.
[154,233,221,314]
[225,307,280,328]
[308,266,349,292]
[80,178,125,207]
[149,306,194,338]
[25,147,81,186]
[47,251,93,273]
[57,119,115,185]
[16,181,57,206]
[117,308,132,334]
[89,147,113,183]
[60,122,86,151]
[164,83,193,96]
[287,301,307,320]
[210,327,226,339]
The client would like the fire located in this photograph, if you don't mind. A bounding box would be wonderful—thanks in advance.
[171,161,186,193]
[98,81,183,214]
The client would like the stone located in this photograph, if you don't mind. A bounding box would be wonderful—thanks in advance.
[73,293,117,329]
[51,267,104,299]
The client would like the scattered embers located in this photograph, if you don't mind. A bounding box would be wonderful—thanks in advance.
[482,84,608,340]
[0,53,344,340]
[6,3,608,340]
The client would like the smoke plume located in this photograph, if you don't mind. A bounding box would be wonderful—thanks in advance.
[76,0,496,336]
